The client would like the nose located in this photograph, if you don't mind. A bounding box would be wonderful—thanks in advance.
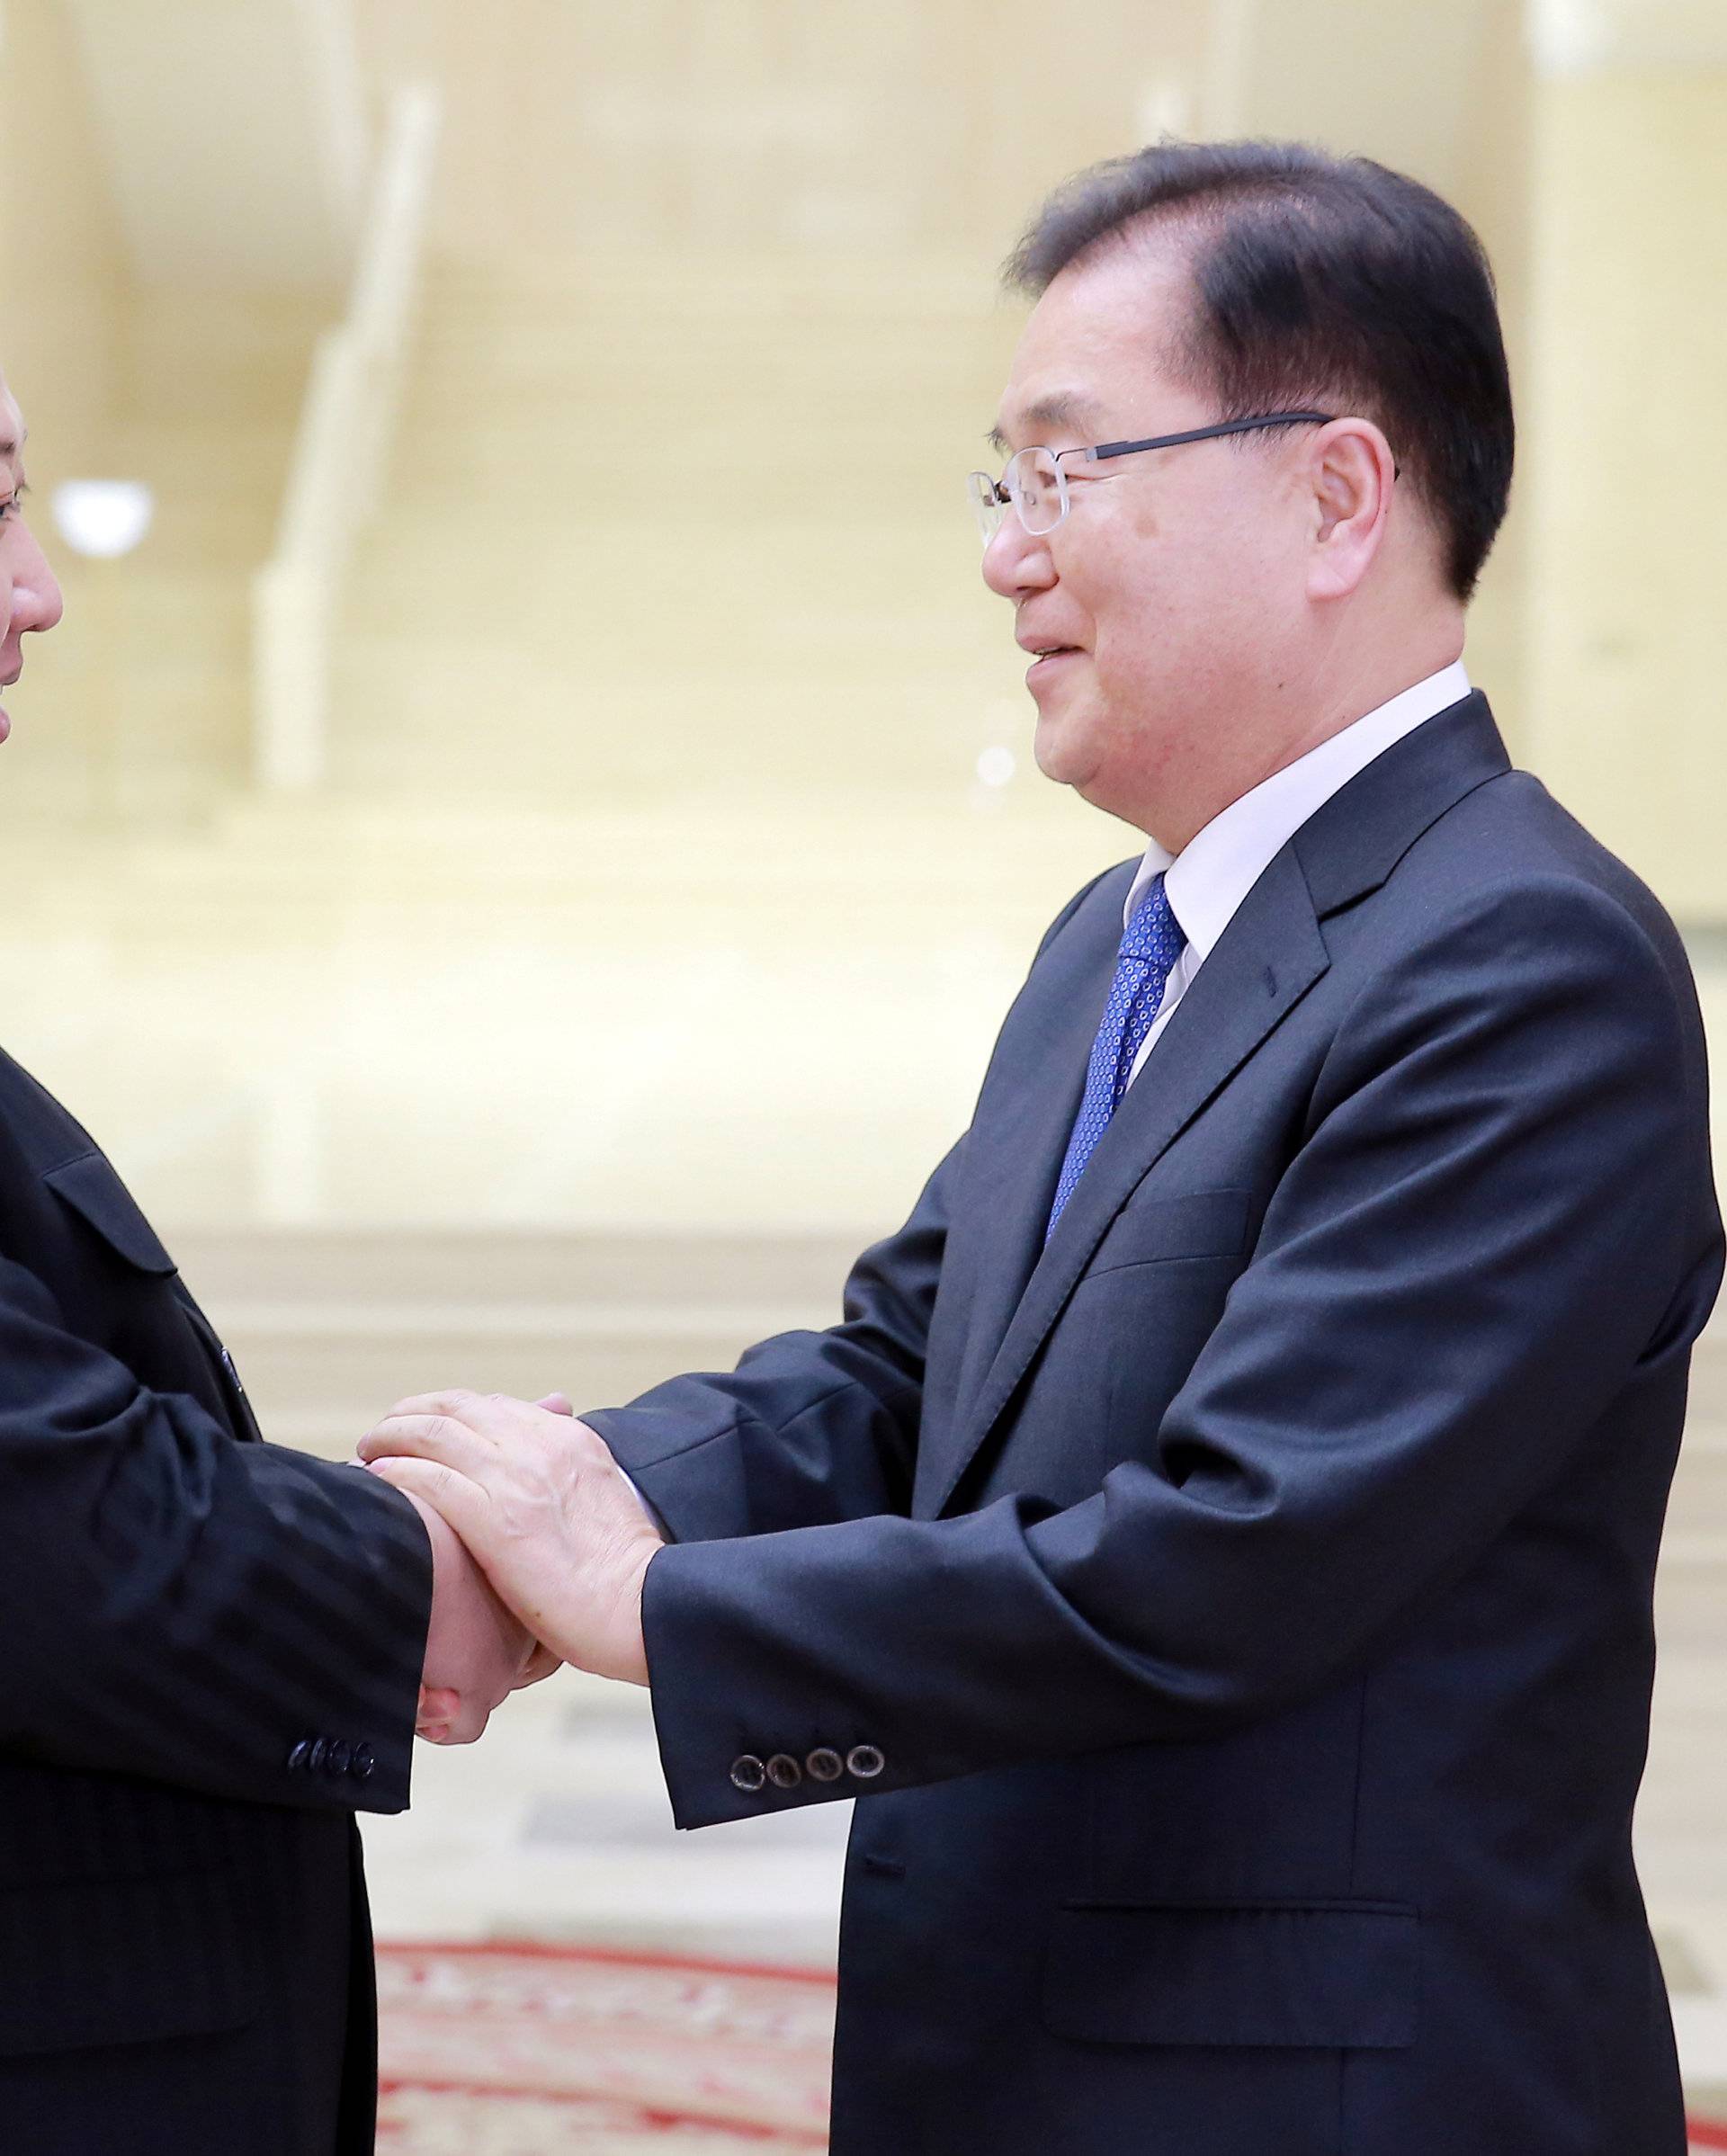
[12,517,65,637]
[980,512,1054,601]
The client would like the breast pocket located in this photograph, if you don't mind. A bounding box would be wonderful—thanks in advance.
[1084,1187,1252,1279]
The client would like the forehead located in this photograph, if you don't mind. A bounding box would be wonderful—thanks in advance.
[997,238,1195,438]
[0,380,22,466]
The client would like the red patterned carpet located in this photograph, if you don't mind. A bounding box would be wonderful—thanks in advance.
[376,1941,834,2150]
[376,1939,1727,2153]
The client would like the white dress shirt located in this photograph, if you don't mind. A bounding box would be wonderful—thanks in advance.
[1117,660,1472,1088]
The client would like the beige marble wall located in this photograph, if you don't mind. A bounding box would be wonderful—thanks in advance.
[353,0,1210,264]
[0,0,122,464]
[7,0,1727,919]
[1524,63,1727,919]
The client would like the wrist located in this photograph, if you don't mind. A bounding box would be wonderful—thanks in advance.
[614,1536,658,1687]
[401,1489,461,1585]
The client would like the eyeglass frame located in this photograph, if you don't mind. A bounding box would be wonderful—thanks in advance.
[968,409,1340,542]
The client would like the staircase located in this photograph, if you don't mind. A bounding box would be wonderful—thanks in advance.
[178,1226,858,1457]
[325,250,1030,808]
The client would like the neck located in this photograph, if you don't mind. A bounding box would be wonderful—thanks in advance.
[1136,618,1467,854]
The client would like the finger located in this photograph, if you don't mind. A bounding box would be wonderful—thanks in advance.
[417,1685,461,1726]
[438,1684,494,1744]
[536,1392,575,1417]
[365,1455,490,1546]
[415,1681,492,1748]
[515,1642,562,1689]
[380,1389,489,1426]
[358,1413,493,1477]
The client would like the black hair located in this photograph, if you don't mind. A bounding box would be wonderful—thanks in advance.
[1004,140,1514,600]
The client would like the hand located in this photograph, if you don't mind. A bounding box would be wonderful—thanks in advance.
[359,1391,664,1686]
[407,1390,572,1727]
[399,1490,539,1743]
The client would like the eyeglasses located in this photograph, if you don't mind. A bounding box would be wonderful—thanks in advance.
[967,410,1338,544]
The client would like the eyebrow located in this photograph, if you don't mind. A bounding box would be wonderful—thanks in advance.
[987,392,1101,457]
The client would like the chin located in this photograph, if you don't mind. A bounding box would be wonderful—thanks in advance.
[1032,708,1104,793]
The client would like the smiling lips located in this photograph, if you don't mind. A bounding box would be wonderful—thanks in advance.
[1021,640,1084,683]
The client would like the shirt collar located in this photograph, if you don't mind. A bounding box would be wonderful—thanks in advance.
[1123,659,1472,955]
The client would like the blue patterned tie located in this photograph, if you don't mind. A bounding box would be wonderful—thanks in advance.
[1045,873,1186,1239]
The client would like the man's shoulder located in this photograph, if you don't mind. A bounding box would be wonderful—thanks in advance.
[0,1042,103,1187]
[1397,766,1694,986]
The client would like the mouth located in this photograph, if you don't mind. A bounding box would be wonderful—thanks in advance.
[1022,642,1084,684]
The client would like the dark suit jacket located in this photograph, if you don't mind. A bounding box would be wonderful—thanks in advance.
[589,695,1724,2156]
[0,1058,432,2152]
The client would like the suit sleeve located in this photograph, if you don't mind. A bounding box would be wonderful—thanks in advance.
[635,876,1722,1826]
[0,1254,433,1813]
[582,870,1117,1543]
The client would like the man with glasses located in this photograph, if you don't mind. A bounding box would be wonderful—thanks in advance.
[364,139,1721,2156]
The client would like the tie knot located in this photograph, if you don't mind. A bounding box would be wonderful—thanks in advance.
[1120,872,1185,969]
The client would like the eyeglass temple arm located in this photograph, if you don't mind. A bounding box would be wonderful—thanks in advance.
[1083,411,1338,462]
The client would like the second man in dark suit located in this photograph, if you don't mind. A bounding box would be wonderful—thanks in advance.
[363,141,1723,2155]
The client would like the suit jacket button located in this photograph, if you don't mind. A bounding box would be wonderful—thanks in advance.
[766,1754,802,1790]
[287,1739,313,1772]
[846,1744,886,1780]
[729,1754,767,1794]
[350,1743,376,1782]
[326,1740,353,1776]
[806,1748,845,1783]
[307,1738,329,1773]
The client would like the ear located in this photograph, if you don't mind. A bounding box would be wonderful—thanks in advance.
[1303,417,1396,602]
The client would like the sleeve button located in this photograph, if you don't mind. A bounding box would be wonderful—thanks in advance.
[287,1739,313,1773]
[350,1743,376,1781]
[846,1744,886,1780]
[806,1748,845,1783]
[765,1753,803,1790]
[307,1738,329,1773]
[729,1754,767,1794]
[326,1740,353,1776]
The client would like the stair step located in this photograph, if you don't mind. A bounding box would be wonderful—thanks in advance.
[174,1229,863,1307]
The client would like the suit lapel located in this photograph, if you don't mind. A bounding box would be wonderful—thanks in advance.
[926,691,1513,1518]
[174,1284,264,1445]
[936,887,1131,1449]
[926,845,1330,1515]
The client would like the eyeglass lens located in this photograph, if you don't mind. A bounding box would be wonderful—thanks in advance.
[968,446,1067,544]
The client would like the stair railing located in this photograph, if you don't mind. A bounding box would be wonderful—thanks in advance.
[251,80,442,791]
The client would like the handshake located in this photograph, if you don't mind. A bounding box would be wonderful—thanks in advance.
[355,1390,665,1745]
